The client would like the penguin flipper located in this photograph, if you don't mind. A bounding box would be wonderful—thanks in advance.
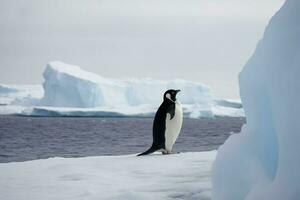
[137,144,161,156]
[166,104,175,120]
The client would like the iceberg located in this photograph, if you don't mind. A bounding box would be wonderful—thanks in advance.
[0,61,244,118]
[41,61,214,108]
[0,151,216,200]
[212,0,300,199]
[38,61,243,118]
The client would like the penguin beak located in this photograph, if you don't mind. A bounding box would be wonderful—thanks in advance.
[176,89,181,93]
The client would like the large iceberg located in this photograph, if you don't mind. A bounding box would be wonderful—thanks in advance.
[38,61,243,118]
[212,0,300,199]
[0,61,244,118]
[41,61,214,108]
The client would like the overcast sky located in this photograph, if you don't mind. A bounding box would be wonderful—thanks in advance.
[0,0,284,98]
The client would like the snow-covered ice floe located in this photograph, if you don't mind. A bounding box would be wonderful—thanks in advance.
[0,84,43,106]
[0,151,216,200]
[212,0,300,199]
[0,84,43,115]
[0,61,244,118]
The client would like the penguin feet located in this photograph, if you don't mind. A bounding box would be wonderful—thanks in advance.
[162,150,178,155]
[162,150,170,155]
[162,150,180,155]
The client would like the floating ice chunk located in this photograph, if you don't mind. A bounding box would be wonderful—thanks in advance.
[0,84,43,106]
[0,85,18,94]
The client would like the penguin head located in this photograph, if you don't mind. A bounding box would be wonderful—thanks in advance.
[164,89,181,102]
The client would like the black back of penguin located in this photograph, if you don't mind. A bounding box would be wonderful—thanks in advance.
[152,100,175,149]
[137,89,180,156]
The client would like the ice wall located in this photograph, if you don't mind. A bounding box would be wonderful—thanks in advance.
[41,61,213,108]
[41,62,107,107]
[212,0,300,199]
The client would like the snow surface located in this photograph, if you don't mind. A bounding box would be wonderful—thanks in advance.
[0,62,243,118]
[0,151,216,200]
[212,0,300,199]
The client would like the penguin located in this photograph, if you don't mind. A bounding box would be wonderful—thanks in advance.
[138,89,183,156]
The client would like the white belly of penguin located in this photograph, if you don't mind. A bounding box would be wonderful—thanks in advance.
[165,102,183,152]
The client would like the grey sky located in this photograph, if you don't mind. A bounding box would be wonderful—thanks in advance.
[0,0,284,98]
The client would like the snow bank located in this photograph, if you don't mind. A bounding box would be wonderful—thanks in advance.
[212,0,300,199]
[0,151,216,200]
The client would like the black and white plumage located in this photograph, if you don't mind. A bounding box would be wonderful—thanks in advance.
[138,89,183,156]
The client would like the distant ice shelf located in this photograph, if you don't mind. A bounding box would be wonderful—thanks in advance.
[0,61,244,118]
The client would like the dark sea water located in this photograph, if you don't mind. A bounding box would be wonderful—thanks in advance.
[0,116,245,163]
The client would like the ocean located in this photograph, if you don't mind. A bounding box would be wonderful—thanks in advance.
[0,116,245,163]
